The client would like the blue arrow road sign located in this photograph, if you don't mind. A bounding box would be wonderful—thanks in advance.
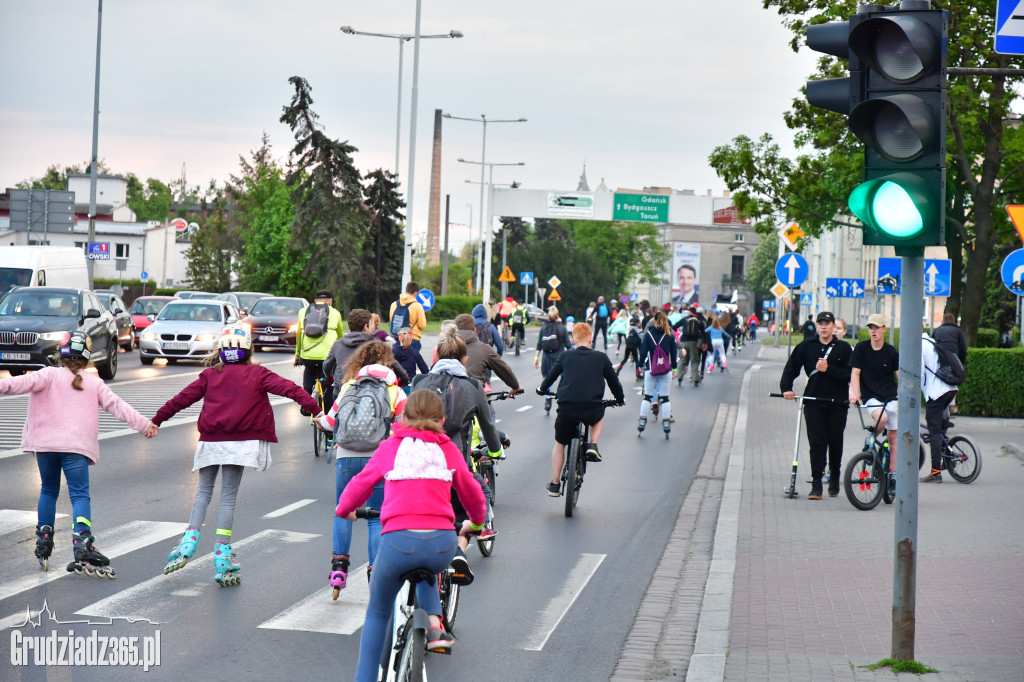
[878,257,902,294]
[416,288,435,311]
[825,278,866,298]
[1002,248,1024,294]
[996,0,1024,55]
[520,272,534,285]
[923,259,952,297]
[775,253,808,287]
[800,293,813,306]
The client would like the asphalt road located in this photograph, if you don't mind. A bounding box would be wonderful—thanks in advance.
[0,340,751,680]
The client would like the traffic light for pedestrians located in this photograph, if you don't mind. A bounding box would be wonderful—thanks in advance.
[805,3,947,247]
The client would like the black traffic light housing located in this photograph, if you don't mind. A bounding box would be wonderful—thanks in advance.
[805,1,947,248]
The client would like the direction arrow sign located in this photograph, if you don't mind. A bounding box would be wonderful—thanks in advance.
[547,276,561,290]
[995,0,1024,54]
[519,271,534,285]
[878,257,902,294]
[770,281,790,299]
[1006,205,1024,243]
[877,258,950,296]
[1001,248,1024,294]
[416,288,436,311]
[825,277,866,298]
[547,289,561,301]
[779,222,805,252]
[774,253,808,287]
[612,193,669,222]
[498,266,516,283]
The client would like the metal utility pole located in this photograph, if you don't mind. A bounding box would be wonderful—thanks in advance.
[442,194,450,295]
[87,0,104,288]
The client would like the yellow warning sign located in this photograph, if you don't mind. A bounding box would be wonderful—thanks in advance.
[547,289,561,301]
[498,266,516,283]
[780,222,805,252]
[1006,205,1024,243]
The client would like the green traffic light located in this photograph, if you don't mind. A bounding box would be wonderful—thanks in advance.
[873,181,923,237]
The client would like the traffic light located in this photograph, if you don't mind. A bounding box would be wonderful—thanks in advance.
[806,2,947,247]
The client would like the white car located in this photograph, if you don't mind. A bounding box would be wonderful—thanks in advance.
[138,299,240,365]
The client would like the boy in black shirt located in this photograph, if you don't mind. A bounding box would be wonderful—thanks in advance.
[849,313,900,453]
[538,323,625,496]
[780,311,853,499]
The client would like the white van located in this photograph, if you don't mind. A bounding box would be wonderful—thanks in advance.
[0,246,90,292]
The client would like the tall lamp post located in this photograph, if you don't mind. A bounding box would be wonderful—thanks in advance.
[86,0,104,289]
[459,159,524,298]
[444,113,526,303]
[339,24,462,178]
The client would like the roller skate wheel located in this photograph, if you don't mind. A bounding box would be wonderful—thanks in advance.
[332,587,340,601]
[100,567,117,579]
[83,564,96,577]
[39,558,48,572]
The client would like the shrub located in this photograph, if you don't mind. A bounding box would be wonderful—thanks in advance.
[957,347,1024,417]
[426,295,483,323]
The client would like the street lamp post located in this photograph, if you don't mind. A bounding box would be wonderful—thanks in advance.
[459,159,524,298]
[341,14,462,289]
[444,113,526,304]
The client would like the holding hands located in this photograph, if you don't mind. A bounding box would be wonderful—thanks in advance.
[143,421,159,439]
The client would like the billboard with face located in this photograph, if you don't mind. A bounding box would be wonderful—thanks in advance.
[671,243,701,306]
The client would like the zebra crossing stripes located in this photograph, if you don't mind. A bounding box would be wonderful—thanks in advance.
[0,509,67,537]
[258,562,371,635]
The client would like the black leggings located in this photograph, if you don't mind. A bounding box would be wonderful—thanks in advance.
[617,346,640,372]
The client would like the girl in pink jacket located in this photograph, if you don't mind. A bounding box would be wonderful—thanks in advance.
[336,389,486,681]
[0,331,156,576]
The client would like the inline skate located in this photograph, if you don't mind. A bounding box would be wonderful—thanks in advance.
[164,528,200,574]
[637,415,647,436]
[330,554,350,600]
[67,530,116,579]
[35,525,54,571]
[213,542,241,586]
[663,418,671,439]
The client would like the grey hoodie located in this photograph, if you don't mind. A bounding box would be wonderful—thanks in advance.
[323,331,408,388]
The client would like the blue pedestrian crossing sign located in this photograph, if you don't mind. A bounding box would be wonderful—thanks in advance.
[825,278,865,298]
[520,272,534,285]
[877,258,951,296]
[775,253,808,287]
[416,288,435,311]
[1001,248,1024,294]
[800,293,813,306]
[996,0,1024,54]
[630,293,639,302]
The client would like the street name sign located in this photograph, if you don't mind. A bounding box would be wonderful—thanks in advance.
[612,193,668,222]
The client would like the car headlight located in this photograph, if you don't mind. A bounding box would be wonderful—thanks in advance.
[195,333,217,342]
[287,323,299,334]
[38,331,68,341]
[142,331,158,341]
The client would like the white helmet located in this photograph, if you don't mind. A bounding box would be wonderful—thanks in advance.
[217,324,251,362]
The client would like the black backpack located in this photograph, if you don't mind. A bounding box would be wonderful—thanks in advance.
[476,323,493,345]
[925,337,965,386]
[411,372,473,439]
[683,315,703,340]
[390,300,412,336]
[540,322,562,352]
[303,303,330,338]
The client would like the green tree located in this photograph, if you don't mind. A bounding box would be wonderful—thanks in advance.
[126,175,173,222]
[184,191,237,292]
[745,230,780,300]
[498,216,531,253]
[563,219,669,291]
[709,0,1024,345]
[507,240,605,316]
[228,134,311,297]
[280,76,369,312]
[355,169,406,313]
[534,218,571,244]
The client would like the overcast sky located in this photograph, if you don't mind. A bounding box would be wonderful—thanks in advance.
[0,0,818,251]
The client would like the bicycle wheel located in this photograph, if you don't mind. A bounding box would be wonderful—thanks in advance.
[477,509,495,558]
[564,439,580,518]
[394,622,425,682]
[311,384,324,458]
[440,570,460,630]
[479,460,496,505]
[844,451,884,510]
[514,333,520,356]
[945,435,981,483]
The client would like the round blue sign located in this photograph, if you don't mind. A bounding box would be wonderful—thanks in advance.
[775,253,809,288]
[1001,249,1024,295]
[416,288,436,311]
[140,271,149,281]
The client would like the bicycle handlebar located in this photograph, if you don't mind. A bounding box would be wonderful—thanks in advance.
[536,390,623,408]
[485,390,514,403]
[355,507,381,520]
[769,392,841,403]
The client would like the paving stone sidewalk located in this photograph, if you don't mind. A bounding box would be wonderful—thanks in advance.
[615,345,1024,681]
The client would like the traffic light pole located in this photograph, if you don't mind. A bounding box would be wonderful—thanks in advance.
[892,248,924,660]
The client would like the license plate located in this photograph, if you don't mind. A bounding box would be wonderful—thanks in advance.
[1,352,30,361]
[258,335,280,342]
[162,342,189,350]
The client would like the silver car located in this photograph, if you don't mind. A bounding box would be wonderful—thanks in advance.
[138,299,239,365]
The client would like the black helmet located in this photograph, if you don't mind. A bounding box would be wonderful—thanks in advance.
[60,331,92,361]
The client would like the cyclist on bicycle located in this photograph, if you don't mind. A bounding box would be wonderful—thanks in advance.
[537,323,624,496]
[509,301,529,349]
[323,309,408,403]
[454,314,524,397]
[295,289,345,406]
[335,389,487,679]
[849,313,899,455]
[920,330,958,483]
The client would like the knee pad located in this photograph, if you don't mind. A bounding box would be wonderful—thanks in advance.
[643,394,654,403]
[658,395,670,405]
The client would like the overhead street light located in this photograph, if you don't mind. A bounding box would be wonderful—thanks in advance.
[444,113,527,303]
[458,159,525,297]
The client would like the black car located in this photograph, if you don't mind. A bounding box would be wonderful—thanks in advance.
[0,287,119,379]
[94,290,136,351]
[241,296,308,352]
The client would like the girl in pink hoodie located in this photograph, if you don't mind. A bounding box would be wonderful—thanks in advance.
[336,389,486,681]
[0,331,156,574]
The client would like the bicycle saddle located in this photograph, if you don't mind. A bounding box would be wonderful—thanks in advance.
[399,568,437,586]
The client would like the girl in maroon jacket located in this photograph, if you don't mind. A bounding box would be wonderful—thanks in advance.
[153,325,324,585]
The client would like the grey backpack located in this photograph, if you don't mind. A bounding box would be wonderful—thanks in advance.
[333,377,394,451]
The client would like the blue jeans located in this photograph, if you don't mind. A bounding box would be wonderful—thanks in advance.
[334,457,383,562]
[355,529,457,682]
[36,452,91,533]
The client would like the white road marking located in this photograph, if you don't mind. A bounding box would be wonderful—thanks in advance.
[522,552,606,651]
[0,521,184,603]
[0,510,67,537]
[515,405,533,412]
[76,529,319,621]
[263,499,317,518]
[258,563,370,635]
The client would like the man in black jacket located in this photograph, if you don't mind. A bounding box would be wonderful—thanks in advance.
[780,311,853,499]
[538,323,624,496]
[931,313,968,364]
